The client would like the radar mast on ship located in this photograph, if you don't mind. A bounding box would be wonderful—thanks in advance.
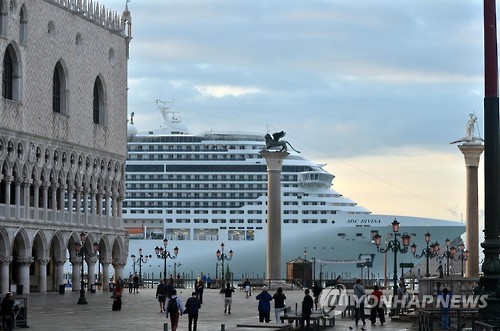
[155,99,189,134]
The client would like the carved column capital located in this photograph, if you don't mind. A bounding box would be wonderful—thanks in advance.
[16,257,34,265]
[54,258,67,265]
[0,256,13,264]
[37,258,50,265]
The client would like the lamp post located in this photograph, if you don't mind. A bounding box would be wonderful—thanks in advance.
[366,258,371,285]
[411,231,438,277]
[435,238,455,277]
[216,243,233,288]
[303,248,307,288]
[155,239,179,281]
[75,232,99,305]
[372,219,411,315]
[454,243,470,277]
[131,248,151,285]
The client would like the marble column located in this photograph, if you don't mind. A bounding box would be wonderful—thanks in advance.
[71,257,81,292]
[87,256,96,290]
[113,259,126,282]
[458,143,484,278]
[17,257,34,294]
[37,258,50,293]
[55,259,66,289]
[260,150,289,283]
[0,257,12,294]
[102,260,111,292]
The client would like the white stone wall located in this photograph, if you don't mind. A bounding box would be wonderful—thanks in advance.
[0,0,128,157]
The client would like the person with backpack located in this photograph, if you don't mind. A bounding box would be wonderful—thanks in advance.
[184,291,201,331]
[223,283,235,314]
[166,289,184,331]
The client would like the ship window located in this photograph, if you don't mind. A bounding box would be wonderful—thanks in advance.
[356,233,363,237]
[338,233,346,237]
[194,228,218,240]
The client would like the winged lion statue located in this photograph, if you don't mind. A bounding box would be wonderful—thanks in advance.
[261,131,300,153]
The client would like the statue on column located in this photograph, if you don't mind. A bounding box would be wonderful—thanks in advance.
[261,131,300,153]
[451,113,484,144]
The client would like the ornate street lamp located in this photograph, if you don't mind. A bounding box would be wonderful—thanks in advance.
[303,248,307,288]
[131,248,151,285]
[75,232,99,305]
[372,219,411,315]
[411,231,438,277]
[454,243,470,277]
[155,239,179,281]
[216,243,233,288]
[435,238,455,276]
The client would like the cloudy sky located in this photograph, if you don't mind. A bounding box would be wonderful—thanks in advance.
[106,0,486,227]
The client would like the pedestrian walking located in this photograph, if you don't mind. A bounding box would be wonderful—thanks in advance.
[223,283,235,314]
[128,273,133,293]
[196,279,204,304]
[439,288,451,330]
[256,286,272,323]
[133,273,139,293]
[156,279,169,312]
[353,279,366,325]
[300,288,314,330]
[206,274,212,289]
[243,278,252,298]
[184,291,201,331]
[312,281,322,310]
[1,292,15,331]
[111,287,122,311]
[369,285,385,325]
[272,287,286,323]
[166,289,184,331]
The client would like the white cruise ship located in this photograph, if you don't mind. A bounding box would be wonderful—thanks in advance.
[123,102,465,282]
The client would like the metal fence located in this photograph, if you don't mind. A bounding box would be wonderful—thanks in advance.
[474,321,500,331]
[419,309,479,331]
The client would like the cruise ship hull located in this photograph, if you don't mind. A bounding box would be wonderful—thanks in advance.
[126,214,465,281]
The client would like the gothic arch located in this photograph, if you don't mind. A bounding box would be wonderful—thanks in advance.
[0,226,10,257]
[3,43,23,101]
[92,75,107,125]
[12,228,31,256]
[53,60,68,115]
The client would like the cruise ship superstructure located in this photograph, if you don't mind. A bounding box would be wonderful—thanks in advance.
[123,103,466,280]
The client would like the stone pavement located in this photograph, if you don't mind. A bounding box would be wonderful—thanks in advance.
[17,287,418,331]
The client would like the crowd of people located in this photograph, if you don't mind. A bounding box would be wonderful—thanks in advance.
[103,273,430,331]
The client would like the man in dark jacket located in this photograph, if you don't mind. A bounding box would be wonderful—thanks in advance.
[256,286,273,323]
[184,292,201,331]
[156,279,169,312]
[301,288,314,330]
[312,282,322,310]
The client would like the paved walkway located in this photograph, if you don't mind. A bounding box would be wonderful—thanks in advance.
[17,287,417,330]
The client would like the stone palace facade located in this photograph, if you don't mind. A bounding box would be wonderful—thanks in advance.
[0,0,131,294]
